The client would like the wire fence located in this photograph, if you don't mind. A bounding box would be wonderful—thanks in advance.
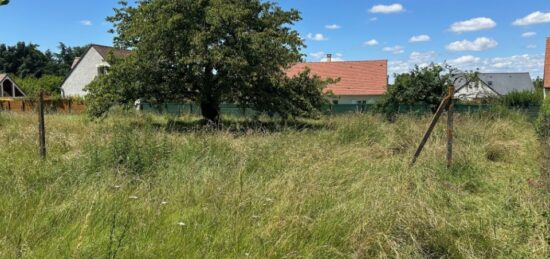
[141,102,541,118]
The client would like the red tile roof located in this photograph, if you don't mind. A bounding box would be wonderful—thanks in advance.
[545,38,550,89]
[286,60,388,96]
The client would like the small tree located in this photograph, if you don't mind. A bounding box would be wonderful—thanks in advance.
[378,64,450,120]
[378,64,478,120]
[87,0,331,122]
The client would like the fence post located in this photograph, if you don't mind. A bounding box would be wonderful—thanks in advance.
[447,85,455,168]
[38,91,46,160]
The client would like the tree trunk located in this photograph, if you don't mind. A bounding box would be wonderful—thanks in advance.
[200,97,220,124]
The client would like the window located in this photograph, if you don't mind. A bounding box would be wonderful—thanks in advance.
[332,100,339,105]
[97,65,109,75]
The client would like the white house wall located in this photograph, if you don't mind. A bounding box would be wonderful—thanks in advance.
[61,48,104,97]
[454,82,498,100]
[332,95,381,104]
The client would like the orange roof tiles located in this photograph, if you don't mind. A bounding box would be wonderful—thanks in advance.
[286,60,388,96]
[545,38,550,89]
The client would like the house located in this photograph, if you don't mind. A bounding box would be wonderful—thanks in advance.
[0,74,26,97]
[285,56,388,104]
[545,37,550,99]
[453,73,534,100]
[61,44,131,97]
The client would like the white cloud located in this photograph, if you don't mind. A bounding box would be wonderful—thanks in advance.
[527,44,537,49]
[363,39,379,46]
[450,17,496,33]
[448,55,481,65]
[383,45,405,54]
[80,20,93,26]
[388,51,436,78]
[409,51,437,64]
[451,54,543,75]
[521,32,537,38]
[513,11,550,26]
[307,33,328,41]
[325,24,341,30]
[369,17,378,22]
[389,53,544,83]
[309,51,326,59]
[446,37,498,51]
[409,34,431,43]
[369,4,404,14]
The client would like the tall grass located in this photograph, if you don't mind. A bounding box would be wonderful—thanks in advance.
[0,111,548,258]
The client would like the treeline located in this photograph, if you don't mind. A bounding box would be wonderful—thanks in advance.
[0,42,88,96]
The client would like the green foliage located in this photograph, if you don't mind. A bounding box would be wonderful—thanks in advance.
[12,75,64,97]
[378,64,450,120]
[0,42,88,78]
[499,90,543,108]
[252,68,334,119]
[536,98,550,139]
[0,113,547,257]
[88,0,330,122]
[533,77,544,94]
[85,124,171,176]
[0,0,8,6]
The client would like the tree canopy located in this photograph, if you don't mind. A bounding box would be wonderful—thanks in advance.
[87,0,331,122]
[0,42,88,78]
[377,64,477,120]
[0,42,88,95]
[0,0,9,6]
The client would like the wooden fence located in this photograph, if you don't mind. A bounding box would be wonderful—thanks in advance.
[0,97,86,113]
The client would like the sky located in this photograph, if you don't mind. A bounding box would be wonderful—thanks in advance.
[1,0,549,79]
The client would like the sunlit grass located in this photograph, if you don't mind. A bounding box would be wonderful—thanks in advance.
[0,111,547,258]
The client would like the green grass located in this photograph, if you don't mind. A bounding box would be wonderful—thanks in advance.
[0,111,548,258]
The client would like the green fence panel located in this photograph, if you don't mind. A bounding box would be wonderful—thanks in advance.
[141,103,541,117]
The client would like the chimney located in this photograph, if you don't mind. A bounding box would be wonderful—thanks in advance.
[326,54,332,62]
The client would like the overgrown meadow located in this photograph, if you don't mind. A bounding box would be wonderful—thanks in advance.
[0,111,548,258]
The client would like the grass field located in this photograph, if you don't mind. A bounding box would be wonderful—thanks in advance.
[0,111,548,258]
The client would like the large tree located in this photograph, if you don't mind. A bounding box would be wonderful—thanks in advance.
[88,0,330,122]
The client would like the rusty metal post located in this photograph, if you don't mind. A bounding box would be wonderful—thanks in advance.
[411,96,451,165]
[447,85,455,168]
[38,91,46,160]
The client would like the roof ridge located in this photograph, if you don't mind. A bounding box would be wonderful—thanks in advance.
[296,59,387,64]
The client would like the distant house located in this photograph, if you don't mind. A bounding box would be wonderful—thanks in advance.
[453,73,534,100]
[61,44,131,97]
[286,56,388,104]
[545,38,550,99]
[0,74,26,98]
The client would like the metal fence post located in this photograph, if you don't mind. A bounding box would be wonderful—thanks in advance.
[38,91,46,160]
[447,85,455,168]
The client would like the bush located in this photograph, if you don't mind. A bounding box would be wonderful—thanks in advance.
[536,98,550,139]
[377,64,449,121]
[13,75,64,97]
[499,90,543,108]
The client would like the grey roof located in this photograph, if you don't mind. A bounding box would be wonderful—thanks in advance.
[454,72,534,95]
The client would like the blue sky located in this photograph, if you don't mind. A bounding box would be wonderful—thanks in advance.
[1,0,549,78]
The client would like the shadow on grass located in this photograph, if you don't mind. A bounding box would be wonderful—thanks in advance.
[152,118,333,135]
